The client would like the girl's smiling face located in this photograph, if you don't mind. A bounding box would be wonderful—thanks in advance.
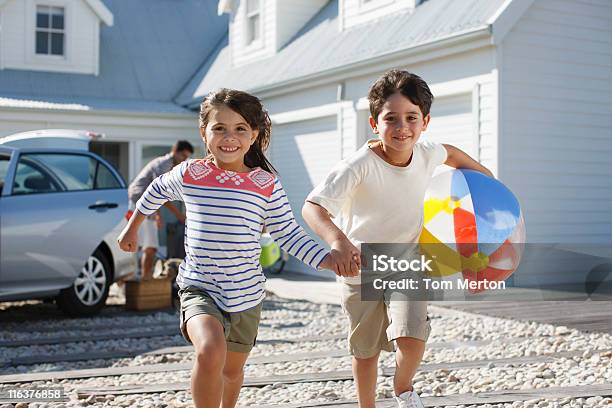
[369,92,430,162]
[201,105,258,172]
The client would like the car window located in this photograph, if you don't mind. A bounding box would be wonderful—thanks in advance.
[13,156,63,195]
[0,154,11,194]
[20,153,95,191]
[95,160,122,189]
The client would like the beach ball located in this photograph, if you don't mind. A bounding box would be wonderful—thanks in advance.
[419,169,526,293]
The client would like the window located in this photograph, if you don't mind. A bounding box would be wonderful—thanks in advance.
[13,153,121,194]
[0,155,11,195]
[13,156,62,195]
[36,5,65,56]
[246,0,261,45]
[94,162,122,189]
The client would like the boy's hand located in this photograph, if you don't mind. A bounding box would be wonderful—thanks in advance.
[330,238,361,277]
[117,228,138,253]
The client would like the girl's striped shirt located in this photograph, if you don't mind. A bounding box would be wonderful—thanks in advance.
[135,159,328,313]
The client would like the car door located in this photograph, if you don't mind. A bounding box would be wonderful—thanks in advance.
[0,151,127,298]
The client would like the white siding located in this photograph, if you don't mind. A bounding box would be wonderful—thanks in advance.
[478,79,497,170]
[500,0,612,245]
[270,116,339,276]
[230,0,277,66]
[0,0,101,75]
[341,0,417,30]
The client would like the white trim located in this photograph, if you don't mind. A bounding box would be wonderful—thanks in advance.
[488,0,534,45]
[270,103,339,125]
[491,45,502,178]
[472,83,481,161]
[255,28,492,99]
[359,0,394,13]
[83,0,112,26]
[128,140,137,182]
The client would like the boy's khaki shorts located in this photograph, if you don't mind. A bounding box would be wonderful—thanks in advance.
[179,287,262,353]
[340,281,431,359]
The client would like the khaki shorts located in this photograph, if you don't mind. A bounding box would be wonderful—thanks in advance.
[341,282,431,359]
[179,287,263,353]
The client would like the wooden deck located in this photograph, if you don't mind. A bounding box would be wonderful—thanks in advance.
[433,300,612,334]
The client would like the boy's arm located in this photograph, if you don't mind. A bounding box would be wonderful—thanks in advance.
[443,144,494,178]
[302,201,360,277]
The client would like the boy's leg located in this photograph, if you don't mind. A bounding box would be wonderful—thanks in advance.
[386,299,430,396]
[222,351,249,408]
[394,337,426,395]
[186,314,227,408]
[353,352,380,408]
[341,283,393,408]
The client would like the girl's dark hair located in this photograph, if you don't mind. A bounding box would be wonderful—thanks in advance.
[199,88,276,174]
[368,70,434,121]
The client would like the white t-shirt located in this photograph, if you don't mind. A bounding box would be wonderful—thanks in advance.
[307,140,448,283]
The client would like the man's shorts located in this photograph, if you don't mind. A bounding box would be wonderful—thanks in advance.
[138,216,159,249]
[179,287,263,353]
[340,281,431,359]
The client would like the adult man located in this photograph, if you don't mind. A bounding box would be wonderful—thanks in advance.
[128,140,194,279]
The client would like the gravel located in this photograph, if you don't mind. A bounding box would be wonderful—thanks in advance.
[0,285,610,407]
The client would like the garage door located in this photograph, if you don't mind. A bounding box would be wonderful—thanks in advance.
[270,115,339,276]
[420,93,475,171]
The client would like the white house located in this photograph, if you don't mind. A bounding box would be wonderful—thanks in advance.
[2,0,611,286]
[177,0,612,285]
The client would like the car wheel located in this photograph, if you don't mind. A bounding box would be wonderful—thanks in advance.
[57,248,111,317]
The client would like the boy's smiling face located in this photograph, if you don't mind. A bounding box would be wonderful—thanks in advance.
[369,92,430,163]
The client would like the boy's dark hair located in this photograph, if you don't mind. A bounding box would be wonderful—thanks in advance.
[199,88,276,174]
[368,70,434,121]
[173,140,194,153]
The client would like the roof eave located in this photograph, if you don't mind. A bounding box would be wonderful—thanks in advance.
[84,0,114,26]
[252,26,493,99]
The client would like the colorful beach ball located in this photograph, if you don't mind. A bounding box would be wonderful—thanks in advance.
[419,169,526,293]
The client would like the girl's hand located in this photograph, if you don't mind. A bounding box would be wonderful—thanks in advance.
[117,228,138,253]
[318,253,336,273]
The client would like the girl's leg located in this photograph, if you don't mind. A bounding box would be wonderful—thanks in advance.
[394,337,426,395]
[186,314,227,408]
[222,351,250,408]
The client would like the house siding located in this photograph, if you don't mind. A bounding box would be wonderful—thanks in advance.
[500,0,612,244]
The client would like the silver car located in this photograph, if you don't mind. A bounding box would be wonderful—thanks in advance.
[0,130,135,316]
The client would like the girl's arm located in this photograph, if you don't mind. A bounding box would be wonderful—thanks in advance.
[117,161,187,252]
[443,144,494,178]
[117,210,146,252]
[265,179,332,272]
